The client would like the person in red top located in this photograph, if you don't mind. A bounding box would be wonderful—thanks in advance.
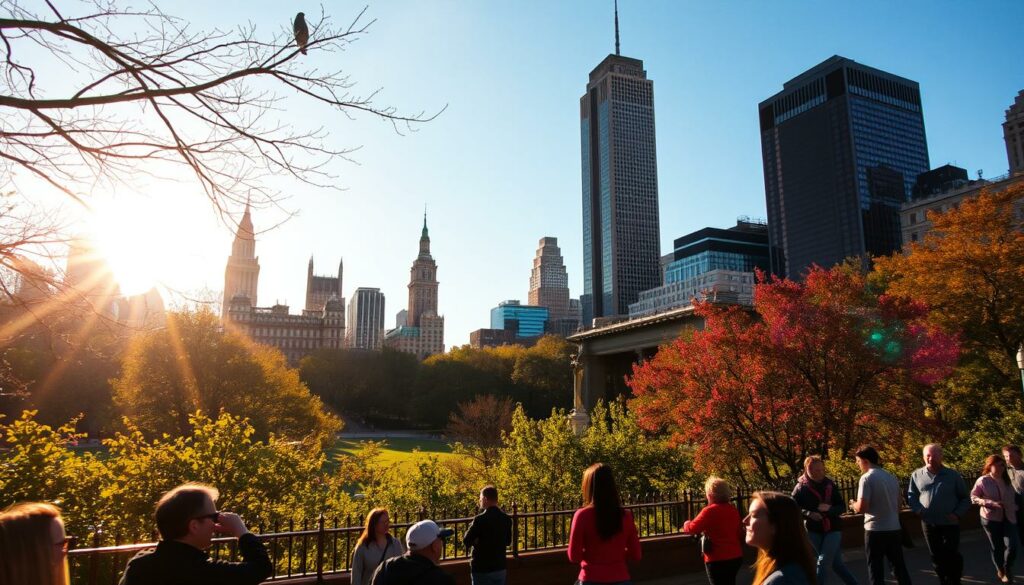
[683,476,744,585]
[568,463,642,584]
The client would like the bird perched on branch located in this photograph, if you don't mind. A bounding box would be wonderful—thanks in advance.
[293,12,309,55]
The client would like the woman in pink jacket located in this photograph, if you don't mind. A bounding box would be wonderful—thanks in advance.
[971,454,1019,583]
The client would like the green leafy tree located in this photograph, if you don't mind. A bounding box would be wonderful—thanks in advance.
[112,310,340,444]
[493,406,585,504]
[300,348,420,423]
[493,401,691,504]
[1,410,356,544]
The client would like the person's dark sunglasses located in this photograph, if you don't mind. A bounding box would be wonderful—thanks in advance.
[194,512,221,523]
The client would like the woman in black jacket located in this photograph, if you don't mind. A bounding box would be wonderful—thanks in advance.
[792,456,858,585]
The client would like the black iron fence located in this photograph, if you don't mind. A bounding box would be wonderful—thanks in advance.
[65,476,933,585]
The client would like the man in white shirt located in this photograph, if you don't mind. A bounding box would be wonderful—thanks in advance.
[850,445,912,585]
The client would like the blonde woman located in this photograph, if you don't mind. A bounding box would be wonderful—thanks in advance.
[682,477,743,585]
[0,502,71,585]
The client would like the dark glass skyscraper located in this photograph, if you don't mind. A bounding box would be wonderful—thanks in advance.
[580,54,660,325]
[759,56,930,279]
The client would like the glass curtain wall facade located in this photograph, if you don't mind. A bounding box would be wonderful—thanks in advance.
[759,56,930,279]
[580,54,660,326]
[490,301,549,338]
[663,223,771,284]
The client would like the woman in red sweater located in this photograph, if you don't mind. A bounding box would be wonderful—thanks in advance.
[682,476,744,585]
[568,463,642,584]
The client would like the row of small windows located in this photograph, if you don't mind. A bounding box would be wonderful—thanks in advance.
[847,67,920,111]
[249,327,340,338]
[773,78,827,125]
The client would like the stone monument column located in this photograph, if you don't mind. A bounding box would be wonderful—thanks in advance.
[568,349,590,434]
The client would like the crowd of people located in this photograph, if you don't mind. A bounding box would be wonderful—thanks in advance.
[1,444,1021,585]
[683,444,1023,585]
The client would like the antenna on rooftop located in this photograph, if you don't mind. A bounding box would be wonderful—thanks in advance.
[614,0,620,55]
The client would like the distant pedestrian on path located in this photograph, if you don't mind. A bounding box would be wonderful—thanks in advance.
[743,491,816,585]
[850,445,912,585]
[463,485,512,585]
[682,476,743,585]
[792,455,858,585]
[1003,445,1024,544]
[908,443,969,585]
[971,454,1019,583]
[568,462,641,584]
[352,508,406,585]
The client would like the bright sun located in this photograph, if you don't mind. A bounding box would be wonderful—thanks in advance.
[83,192,224,298]
[86,199,164,296]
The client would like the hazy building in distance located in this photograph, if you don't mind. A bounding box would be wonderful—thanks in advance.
[305,257,343,313]
[528,237,579,336]
[222,204,260,317]
[222,208,344,363]
[346,287,385,350]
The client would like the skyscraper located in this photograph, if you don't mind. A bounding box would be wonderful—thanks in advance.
[346,287,385,350]
[1005,90,1024,175]
[528,237,578,336]
[222,204,260,317]
[759,56,930,279]
[384,214,444,359]
[580,14,661,326]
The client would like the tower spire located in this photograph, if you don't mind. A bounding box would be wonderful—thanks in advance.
[614,0,620,56]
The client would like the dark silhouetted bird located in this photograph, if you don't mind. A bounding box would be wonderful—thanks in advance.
[293,12,309,55]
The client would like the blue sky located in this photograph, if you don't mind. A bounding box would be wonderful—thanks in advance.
[74,1,1024,348]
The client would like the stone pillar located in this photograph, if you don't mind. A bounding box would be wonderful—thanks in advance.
[568,347,592,435]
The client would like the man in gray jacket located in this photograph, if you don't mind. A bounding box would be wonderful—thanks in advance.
[908,443,969,585]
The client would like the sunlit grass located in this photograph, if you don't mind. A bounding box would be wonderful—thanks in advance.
[326,437,463,472]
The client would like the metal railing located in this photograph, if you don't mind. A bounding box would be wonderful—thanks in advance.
[66,475,945,585]
[66,493,702,585]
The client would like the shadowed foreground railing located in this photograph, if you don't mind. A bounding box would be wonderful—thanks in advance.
[67,494,700,585]
[65,477,904,585]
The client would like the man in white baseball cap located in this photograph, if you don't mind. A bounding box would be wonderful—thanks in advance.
[370,520,455,585]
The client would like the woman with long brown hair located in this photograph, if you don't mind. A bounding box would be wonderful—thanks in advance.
[568,463,641,584]
[744,491,816,585]
[351,508,406,585]
[0,502,71,585]
[971,454,1019,583]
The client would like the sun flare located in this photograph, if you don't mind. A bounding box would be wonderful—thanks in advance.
[82,192,224,299]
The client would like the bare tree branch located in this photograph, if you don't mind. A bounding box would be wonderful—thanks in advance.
[0,0,444,225]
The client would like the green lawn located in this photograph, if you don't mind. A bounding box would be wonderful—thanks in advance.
[326,436,464,472]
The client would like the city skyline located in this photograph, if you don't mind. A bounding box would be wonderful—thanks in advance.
[47,0,1023,347]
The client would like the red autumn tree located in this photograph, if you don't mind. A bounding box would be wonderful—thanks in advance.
[628,264,959,482]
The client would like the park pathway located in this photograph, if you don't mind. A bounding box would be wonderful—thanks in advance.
[640,528,1004,585]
